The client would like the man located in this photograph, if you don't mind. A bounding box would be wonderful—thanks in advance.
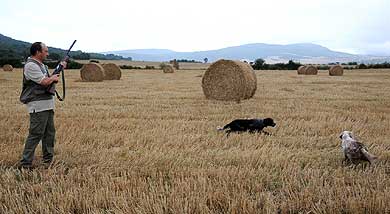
[19,42,66,169]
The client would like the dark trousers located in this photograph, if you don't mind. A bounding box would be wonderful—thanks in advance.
[20,110,55,166]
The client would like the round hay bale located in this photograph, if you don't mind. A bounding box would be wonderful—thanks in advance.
[297,65,306,75]
[241,61,257,98]
[202,59,257,101]
[80,63,104,82]
[329,65,343,76]
[305,65,318,75]
[102,63,122,80]
[2,64,13,71]
[163,64,175,73]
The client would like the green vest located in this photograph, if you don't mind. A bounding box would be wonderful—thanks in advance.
[20,59,54,104]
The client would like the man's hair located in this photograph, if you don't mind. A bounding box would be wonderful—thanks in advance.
[30,42,43,56]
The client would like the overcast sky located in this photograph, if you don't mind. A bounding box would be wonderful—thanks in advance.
[1,0,389,55]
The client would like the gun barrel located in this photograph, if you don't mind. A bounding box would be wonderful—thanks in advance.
[66,40,77,55]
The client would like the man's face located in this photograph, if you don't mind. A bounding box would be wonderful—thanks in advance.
[36,44,49,61]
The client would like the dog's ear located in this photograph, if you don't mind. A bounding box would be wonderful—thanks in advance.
[340,131,348,139]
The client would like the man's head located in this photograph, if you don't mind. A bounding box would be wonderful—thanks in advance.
[30,42,49,62]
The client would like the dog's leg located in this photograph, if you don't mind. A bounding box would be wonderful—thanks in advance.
[342,155,348,165]
[342,155,354,166]
[225,130,231,138]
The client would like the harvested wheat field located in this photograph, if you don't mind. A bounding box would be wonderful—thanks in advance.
[1,69,390,213]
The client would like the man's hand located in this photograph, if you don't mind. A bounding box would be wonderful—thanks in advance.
[40,74,59,86]
[60,61,67,69]
[51,74,59,82]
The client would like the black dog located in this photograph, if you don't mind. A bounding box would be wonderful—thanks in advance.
[218,118,276,136]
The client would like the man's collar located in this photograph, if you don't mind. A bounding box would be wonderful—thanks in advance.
[29,56,43,65]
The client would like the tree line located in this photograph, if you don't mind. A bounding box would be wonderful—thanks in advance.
[250,58,390,70]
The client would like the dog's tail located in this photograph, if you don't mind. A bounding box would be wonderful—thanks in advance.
[362,148,378,163]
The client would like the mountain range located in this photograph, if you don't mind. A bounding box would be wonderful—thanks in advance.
[1,33,389,64]
[104,43,390,64]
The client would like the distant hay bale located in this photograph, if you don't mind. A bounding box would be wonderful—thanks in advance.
[305,65,318,75]
[202,59,257,101]
[80,63,104,82]
[329,65,343,76]
[2,64,13,71]
[172,59,179,70]
[162,64,175,73]
[102,63,122,80]
[297,65,306,75]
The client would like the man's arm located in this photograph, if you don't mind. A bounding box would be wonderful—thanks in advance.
[43,61,66,86]
[24,62,61,87]
[40,75,59,86]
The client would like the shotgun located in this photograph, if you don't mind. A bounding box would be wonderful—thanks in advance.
[47,40,77,101]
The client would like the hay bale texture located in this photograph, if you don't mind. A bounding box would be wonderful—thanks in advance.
[202,59,257,101]
[163,64,175,73]
[2,64,13,71]
[102,63,122,80]
[297,65,306,75]
[80,63,104,82]
[305,65,318,75]
[329,65,343,76]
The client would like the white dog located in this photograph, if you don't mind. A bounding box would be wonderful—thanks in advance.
[339,131,377,164]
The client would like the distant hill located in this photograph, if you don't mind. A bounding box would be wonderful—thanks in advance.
[3,33,388,66]
[0,33,131,67]
[105,43,390,64]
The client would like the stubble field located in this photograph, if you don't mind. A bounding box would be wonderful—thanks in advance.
[0,68,390,213]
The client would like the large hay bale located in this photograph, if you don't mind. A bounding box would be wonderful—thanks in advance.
[102,63,122,80]
[2,64,13,71]
[80,63,104,82]
[329,65,343,76]
[163,64,175,73]
[305,65,318,75]
[297,65,306,75]
[241,61,257,98]
[202,59,257,101]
